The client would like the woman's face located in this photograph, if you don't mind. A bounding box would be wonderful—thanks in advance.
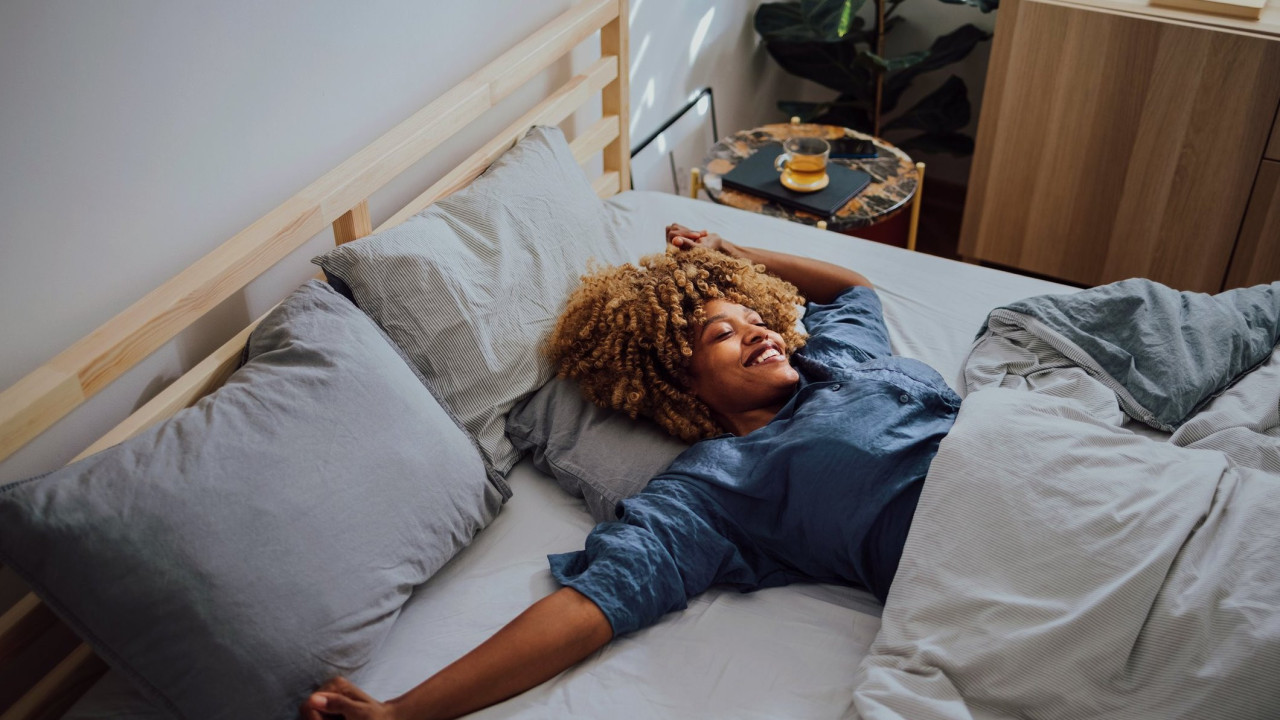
[687,298,800,421]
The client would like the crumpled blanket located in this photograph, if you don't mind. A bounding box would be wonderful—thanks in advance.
[965,278,1280,430]
[853,280,1280,720]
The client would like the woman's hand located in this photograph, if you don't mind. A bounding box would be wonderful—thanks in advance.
[666,223,728,253]
[299,677,398,720]
[666,223,871,301]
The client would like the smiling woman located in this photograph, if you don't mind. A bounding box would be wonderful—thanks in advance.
[301,224,939,720]
[548,237,804,442]
[687,298,802,437]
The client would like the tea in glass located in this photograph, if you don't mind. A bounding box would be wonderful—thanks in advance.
[774,137,830,192]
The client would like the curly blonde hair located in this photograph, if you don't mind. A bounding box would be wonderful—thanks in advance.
[547,247,806,443]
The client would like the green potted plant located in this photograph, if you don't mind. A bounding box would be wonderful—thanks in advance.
[754,0,996,155]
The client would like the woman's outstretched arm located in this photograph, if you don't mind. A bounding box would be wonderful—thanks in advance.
[665,223,872,303]
[300,587,612,720]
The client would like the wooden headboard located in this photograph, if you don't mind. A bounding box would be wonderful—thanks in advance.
[0,1,629,717]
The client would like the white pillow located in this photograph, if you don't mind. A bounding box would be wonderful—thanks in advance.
[315,126,630,474]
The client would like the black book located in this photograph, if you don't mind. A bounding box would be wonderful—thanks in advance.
[721,143,871,219]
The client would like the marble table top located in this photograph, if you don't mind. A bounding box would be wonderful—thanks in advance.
[697,123,919,231]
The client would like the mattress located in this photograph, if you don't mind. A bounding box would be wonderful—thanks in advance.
[63,191,1077,719]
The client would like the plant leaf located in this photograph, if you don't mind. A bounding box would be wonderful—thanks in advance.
[813,92,875,131]
[764,40,875,94]
[881,23,991,113]
[895,131,976,155]
[935,0,999,12]
[754,0,868,43]
[882,75,971,134]
[862,50,931,72]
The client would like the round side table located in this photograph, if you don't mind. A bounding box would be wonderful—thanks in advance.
[694,123,923,247]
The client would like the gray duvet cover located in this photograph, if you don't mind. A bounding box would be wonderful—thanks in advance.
[854,281,1280,719]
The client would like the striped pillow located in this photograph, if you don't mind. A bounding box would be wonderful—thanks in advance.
[314,126,629,475]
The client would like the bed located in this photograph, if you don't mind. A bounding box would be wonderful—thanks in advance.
[48,190,1077,720]
[2,2,1276,720]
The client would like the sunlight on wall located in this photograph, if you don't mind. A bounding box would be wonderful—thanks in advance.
[631,75,657,136]
[694,91,710,116]
[631,32,651,81]
[688,7,715,66]
[629,0,645,25]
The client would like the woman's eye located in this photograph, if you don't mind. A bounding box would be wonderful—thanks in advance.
[716,330,732,340]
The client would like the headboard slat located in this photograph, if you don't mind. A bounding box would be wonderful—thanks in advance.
[0,643,105,720]
[72,319,264,463]
[332,200,373,246]
[0,0,621,465]
[571,115,621,165]
[376,54,620,233]
[593,171,621,198]
[0,593,52,664]
[600,0,631,192]
[482,0,617,101]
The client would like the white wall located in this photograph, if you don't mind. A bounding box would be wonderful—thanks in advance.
[627,0,796,196]
[0,0,798,482]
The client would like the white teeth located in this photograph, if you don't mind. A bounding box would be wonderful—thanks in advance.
[750,348,781,366]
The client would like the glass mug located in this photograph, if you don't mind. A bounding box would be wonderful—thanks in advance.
[774,137,830,192]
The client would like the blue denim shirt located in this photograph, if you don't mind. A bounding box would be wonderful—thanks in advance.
[549,286,961,636]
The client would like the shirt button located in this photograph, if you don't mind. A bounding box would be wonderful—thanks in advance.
[831,383,842,391]
[899,394,911,404]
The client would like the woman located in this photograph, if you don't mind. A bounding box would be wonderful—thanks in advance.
[300,225,961,720]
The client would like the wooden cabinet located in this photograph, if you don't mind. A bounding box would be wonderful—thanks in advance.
[1227,160,1280,288]
[960,0,1280,292]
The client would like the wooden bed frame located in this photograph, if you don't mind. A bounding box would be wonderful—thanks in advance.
[0,2,629,717]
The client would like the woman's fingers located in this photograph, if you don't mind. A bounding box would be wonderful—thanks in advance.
[314,692,354,714]
[305,691,371,719]
[299,677,383,719]
[666,223,710,250]
[299,695,326,719]
[666,223,704,237]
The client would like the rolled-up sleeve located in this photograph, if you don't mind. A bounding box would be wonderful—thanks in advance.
[800,285,892,366]
[548,478,759,636]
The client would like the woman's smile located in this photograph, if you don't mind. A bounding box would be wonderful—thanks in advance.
[745,342,785,367]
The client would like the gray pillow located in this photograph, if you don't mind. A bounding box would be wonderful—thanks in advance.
[0,281,501,720]
[314,126,630,475]
[506,376,688,523]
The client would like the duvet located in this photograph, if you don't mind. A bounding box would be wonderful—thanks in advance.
[855,280,1280,720]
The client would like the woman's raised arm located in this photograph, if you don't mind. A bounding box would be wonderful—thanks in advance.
[300,587,612,720]
[665,223,872,304]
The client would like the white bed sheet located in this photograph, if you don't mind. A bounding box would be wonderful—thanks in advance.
[63,191,1076,719]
